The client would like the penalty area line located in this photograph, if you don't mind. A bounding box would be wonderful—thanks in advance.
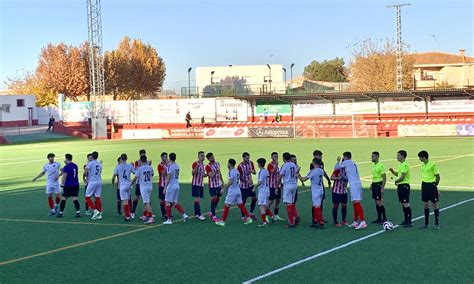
[242,197,474,284]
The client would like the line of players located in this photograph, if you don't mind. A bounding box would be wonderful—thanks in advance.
[33,148,441,229]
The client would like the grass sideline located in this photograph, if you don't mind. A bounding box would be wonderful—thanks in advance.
[0,137,473,283]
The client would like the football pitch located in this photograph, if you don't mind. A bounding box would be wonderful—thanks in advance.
[1,137,473,283]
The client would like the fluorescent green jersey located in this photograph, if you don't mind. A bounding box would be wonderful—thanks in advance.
[372,162,385,183]
[421,160,439,183]
[397,161,410,184]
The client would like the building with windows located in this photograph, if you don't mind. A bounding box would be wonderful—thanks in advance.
[0,94,38,126]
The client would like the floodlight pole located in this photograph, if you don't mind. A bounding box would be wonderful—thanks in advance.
[266,64,272,94]
[290,63,295,88]
[188,67,192,98]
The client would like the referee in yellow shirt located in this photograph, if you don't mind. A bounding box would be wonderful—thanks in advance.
[389,150,413,228]
[418,150,441,230]
[370,151,387,224]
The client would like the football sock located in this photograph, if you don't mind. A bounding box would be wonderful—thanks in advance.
[380,205,387,221]
[287,204,295,225]
[175,204,185,214]
[332,203,339,223]
[124,203,131,218]
[261,214,266,222]
[312,206,318,223]
[250,198,257,213]
[424,208,430,225]
[116,200,121,214]
[357,203,365,221]
[59,200,66,212]
[85,197,96,210]
[55,196,60,205]
[73,200,80,211]
[132,199,138,213]
[238,203,250,217]
[402,206,407,222]
[341,204,347,222]
[166,205,172,219]
[222,205,230,221]
[406,206,412,223]
[160,200,166,217]
[241,197,247,217]
[265,208,273,217]
[352,203,359,222]
[376,205,381,220]
[274,206,279,216]
[211,198,217,216]
[194,201,201,216]
[434,209,439,225]
[147,211,153,218]
[95,197,102,212]
[312,207,316,224]
[48,197,54,209]
[316,207,323,224]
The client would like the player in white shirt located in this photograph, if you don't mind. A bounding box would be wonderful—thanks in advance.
[112,153,135,222]
[299,158,325,229]
[335,152,367,230]
[33,153,62,216]
[255,158,274,227]
[163,153,188,225]
[84,151,103,220]
[215,159,253,226]
[132,155,155,224]
[278,152,300,228]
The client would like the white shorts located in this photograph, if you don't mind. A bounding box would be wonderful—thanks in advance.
[45,184,60,195]
[311,187,324,206]
[225,191,243,205]
[140,187,152,204]
[349,182,363,201]
[283,185,297,204]
[165,186,180,203]
[85,181,102,197]
[257,188,270,206]
[119,185,131,201]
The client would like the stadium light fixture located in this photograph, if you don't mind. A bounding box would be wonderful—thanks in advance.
[290,63,295,88]
[282,67,287,85]
[211,70,215,85]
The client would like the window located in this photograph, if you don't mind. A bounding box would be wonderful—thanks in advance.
[17,99,25,107]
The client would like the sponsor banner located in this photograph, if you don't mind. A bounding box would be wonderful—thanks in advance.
[456,124,474,136]
[293,100,333,116]
[62,102,93,122]
[256,104,292,115]
[136,98,216,123]
[162,128,204,139]
[380,100,425,114]
[428,100,474,113]
[397,124,457,137]
[248,127,294,138]
[122,129,163,140]
[203,127,248,138]
[335,101,378,115]
[216,98,249,122]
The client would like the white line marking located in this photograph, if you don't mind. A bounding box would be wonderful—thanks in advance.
[242,198,474,284]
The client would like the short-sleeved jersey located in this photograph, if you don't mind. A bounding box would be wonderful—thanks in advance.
[372,162,385,183]
[397,161,410,184]
[228,168,240,194]
[421,161,439,183]
[306,168,324,190]
[206,161,223,188]
[192,161,206,187]
[331,168,347,194]
[86,160,102,182]
[63,162,79,187]
[157,162,168,188]
[167,163,180,187]
[134,159,151,169]
[135,165,154,189]
[280,162,298,186]
[309,160,327,186]
[337,159,360,185]
[267,161,279,188]
[114,163,135,188]
[237,161,255,189]
[42,162,61,186]
[257,168,269,191]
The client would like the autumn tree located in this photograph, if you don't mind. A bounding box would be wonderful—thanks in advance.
[349,38,415,92]
[304,58,347,82]
[6,73,57,106]
[104,37,166,99]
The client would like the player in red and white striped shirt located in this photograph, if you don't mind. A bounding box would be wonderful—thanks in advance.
[191,151,207,220]
[205,152,224,222]
[267,152,284,221]
[131,149,152,218]
[331,167,348,226]
[238,152,257,220]
[157,152,168,219]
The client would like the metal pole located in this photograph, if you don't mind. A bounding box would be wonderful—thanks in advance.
[266,64,272,94]
[188,67,192,98]
[290,63,295,88]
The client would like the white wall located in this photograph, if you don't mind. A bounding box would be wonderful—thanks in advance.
[37,106,60,125]
[0,95,37,123]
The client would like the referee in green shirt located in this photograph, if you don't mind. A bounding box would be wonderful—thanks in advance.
[370,151,387,224]
[418,150,441,230]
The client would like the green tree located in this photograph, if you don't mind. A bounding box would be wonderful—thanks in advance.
[303,58,347,82]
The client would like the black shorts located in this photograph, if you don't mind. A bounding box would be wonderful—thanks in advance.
[269,188,281,200]
[397,184,410,203]
[63,186,79,198]
[241,186,256,200]
[371,182,383,200]
[135,184,141,196]
[192,185,204,198]
[421,182,439,203]
[158,187,165,200]
[209,187,222,197]
[332,192,348,204]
